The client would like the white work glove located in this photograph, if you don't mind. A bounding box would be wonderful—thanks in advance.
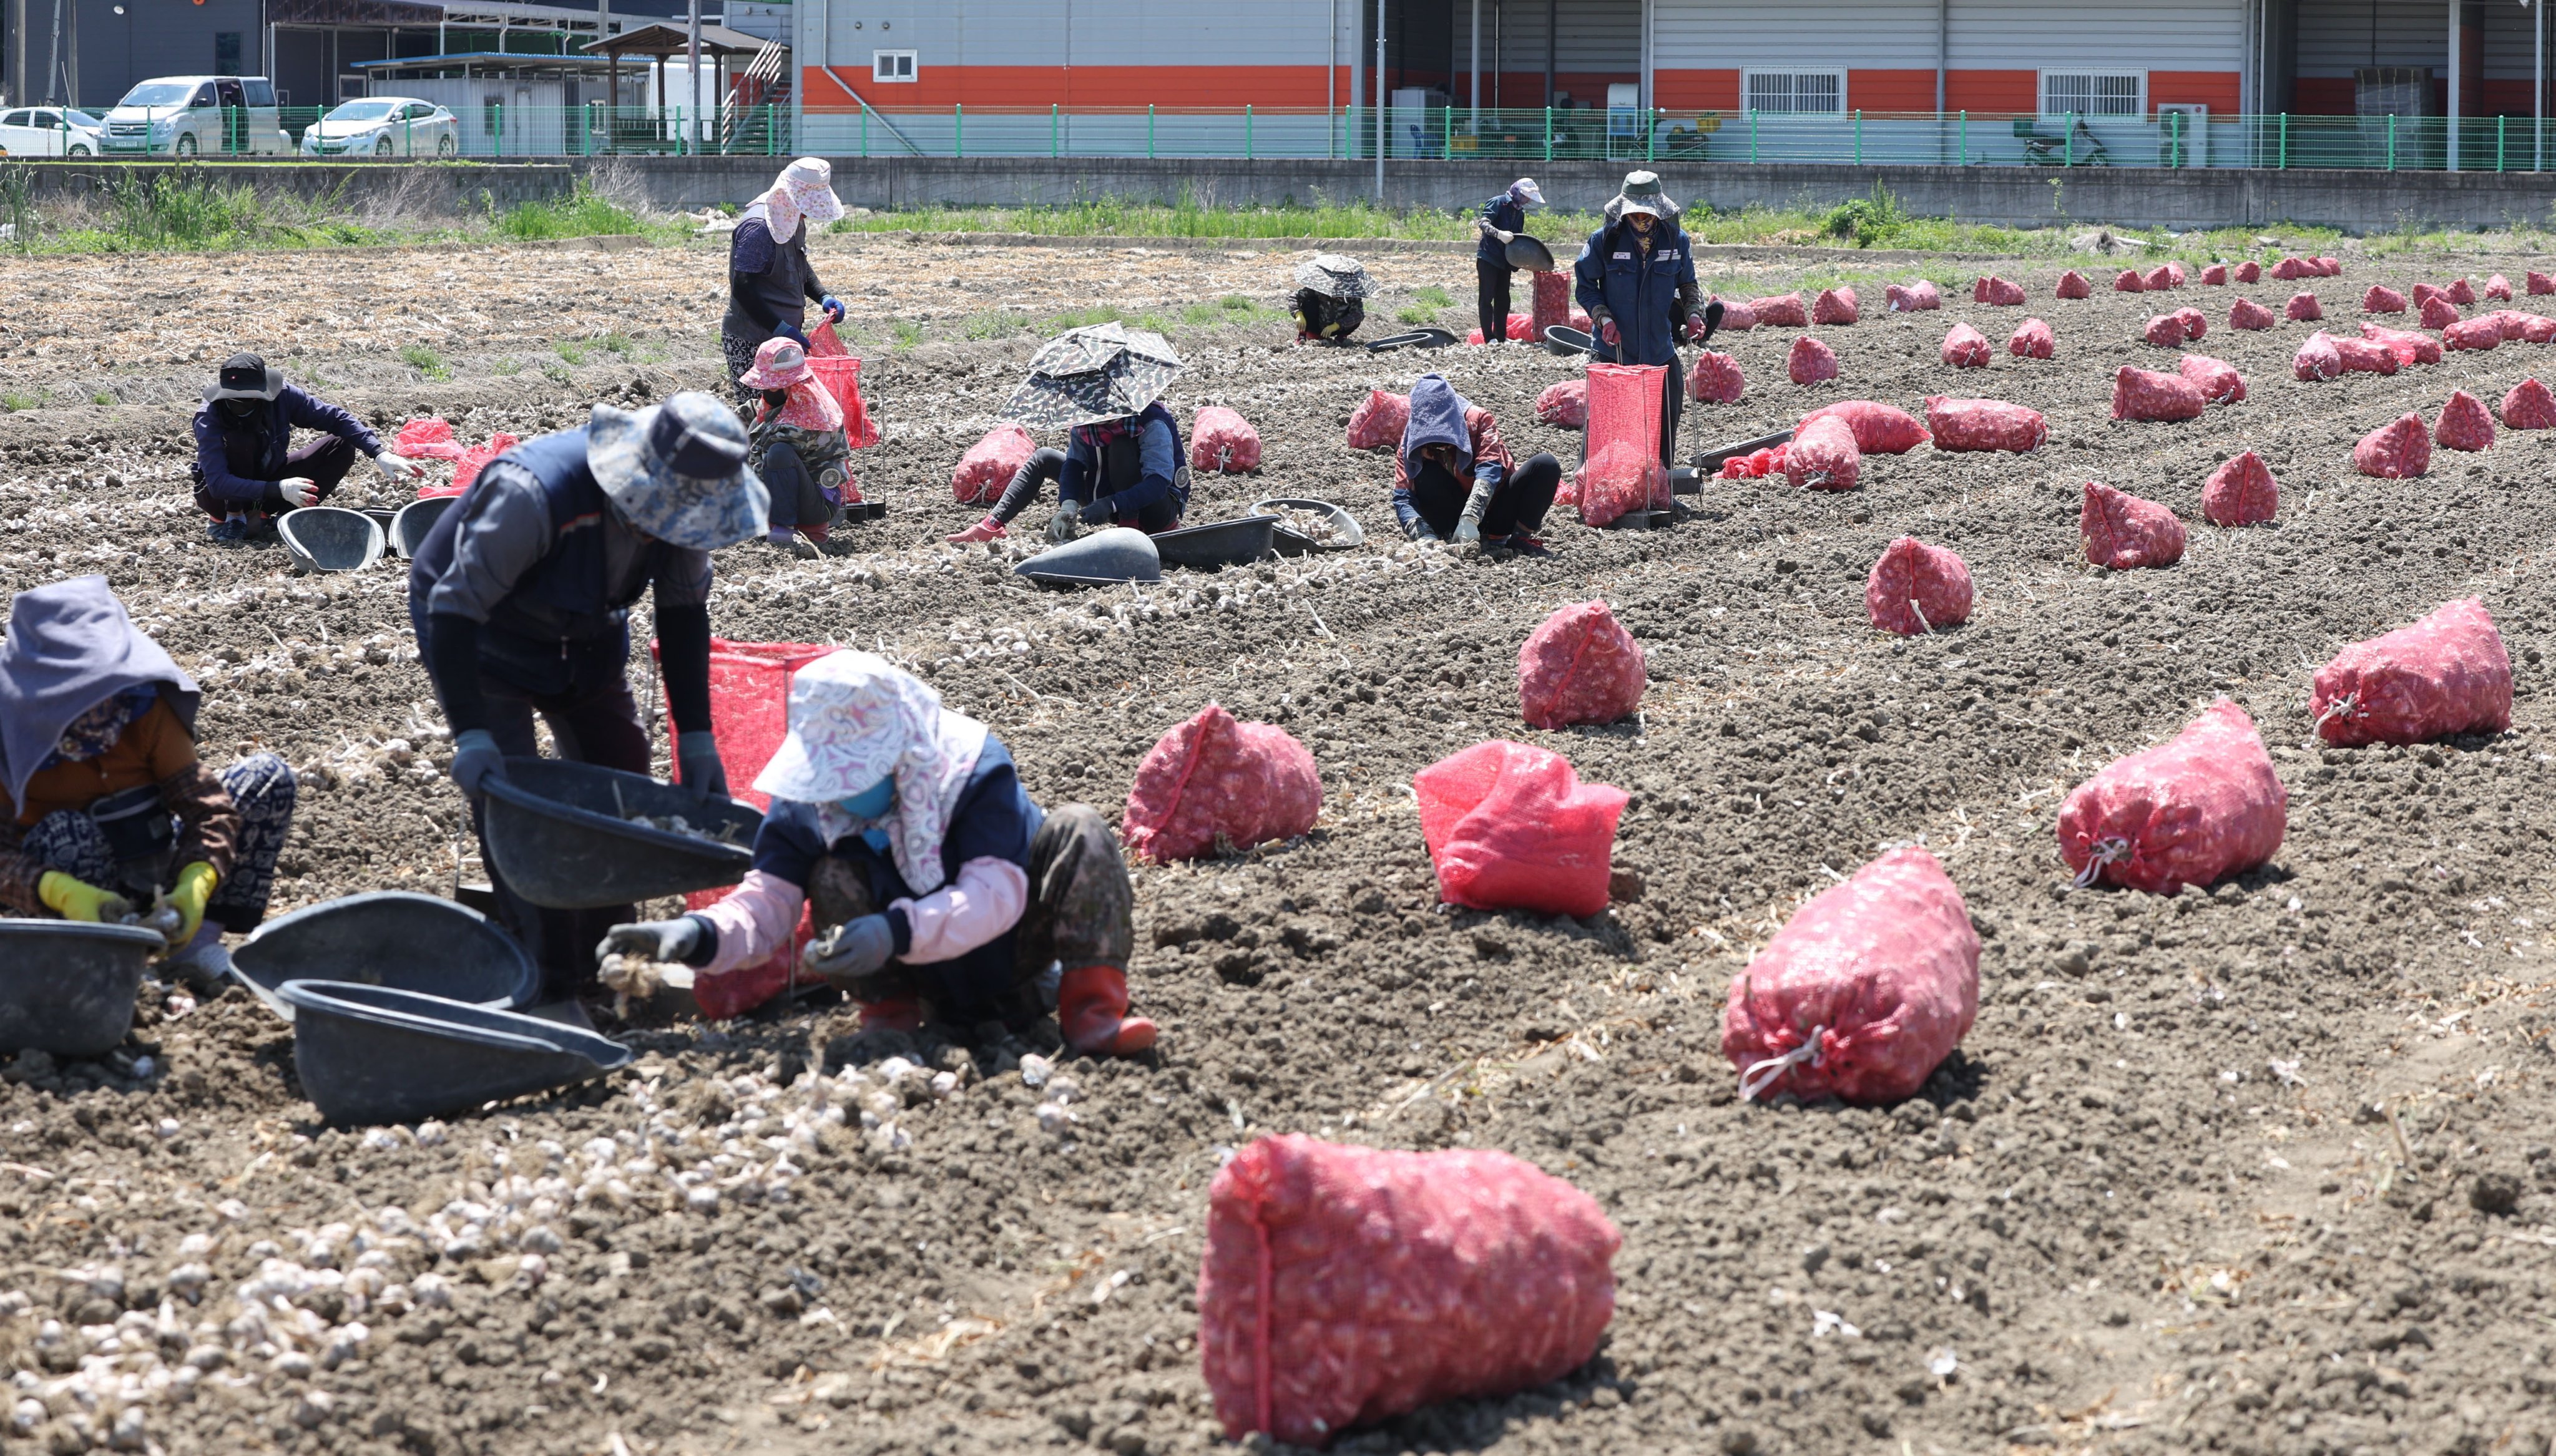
[1453,515,1483,548]
[278,477,318,508]
[374,451,419,482]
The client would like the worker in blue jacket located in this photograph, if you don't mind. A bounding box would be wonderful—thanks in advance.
[946,403,1193,545]
[1572,172,1716,469]
[190,353,418,540]
[1472,177,1542,345]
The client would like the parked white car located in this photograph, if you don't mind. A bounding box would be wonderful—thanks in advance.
[99,76,291,156]
[300,97,459,158]
[0,107,105,156]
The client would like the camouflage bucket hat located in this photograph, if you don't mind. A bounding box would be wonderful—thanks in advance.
[1001,323,1184,429]
[1293,253,1376,300]
[585,391,771,550]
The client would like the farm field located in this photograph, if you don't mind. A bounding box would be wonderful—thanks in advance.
[2,232,2555,1456]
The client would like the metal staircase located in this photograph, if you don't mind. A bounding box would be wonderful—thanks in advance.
[721,42,792,154]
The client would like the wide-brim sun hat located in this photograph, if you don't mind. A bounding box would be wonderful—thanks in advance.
[1294,253,1376,300]
[203,351,285,404]
[1611,169,1681,222]
[1001,322,1184,429]
[738,335,816,391]
[585,391,770,550]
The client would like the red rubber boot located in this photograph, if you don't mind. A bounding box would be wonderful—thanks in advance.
[1056,967,1157,1055]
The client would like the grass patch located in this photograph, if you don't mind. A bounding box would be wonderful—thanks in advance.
[596,331,635,356]
[1396,305,1440,325]
[555,339,590,365]
[833,196,1609,243]
[490,183,663,242]
[1,393,39,412]
[1413,284,1454,308]
[91,391,112,406]
[891,321,925,348]
[399,344,452,382]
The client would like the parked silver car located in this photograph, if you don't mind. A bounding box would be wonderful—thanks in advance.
[100,76,291,156]
[0,106,105,156]
[300,97,459,158]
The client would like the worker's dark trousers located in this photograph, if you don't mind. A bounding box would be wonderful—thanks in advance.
[1476,260,1515,344]
[1404,454,1562,539]
[760,441,841,539]
[986,448,1180,532]
[190,434,358,519]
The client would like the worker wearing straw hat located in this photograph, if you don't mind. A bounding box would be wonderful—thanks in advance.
[1291,253,1374,345]
[946,323,1192,545]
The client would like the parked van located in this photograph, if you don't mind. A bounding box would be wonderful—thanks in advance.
[100,76,291,157]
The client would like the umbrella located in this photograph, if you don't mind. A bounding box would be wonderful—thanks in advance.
[1002,323,1185,429]
[1293,253,1376,300]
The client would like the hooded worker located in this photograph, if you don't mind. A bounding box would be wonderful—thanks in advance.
[192,352,418,542]
[0,576,296,983]
[1472,177,1544,345]
[408,391,767,986]
[1291,253,1373,345]
[722,157,848,403]
[597,651,1158,1055]
[1573,170,1712,470]
[737,336,853,559]
[1393,373,1560,553]
[947,323,1191,545]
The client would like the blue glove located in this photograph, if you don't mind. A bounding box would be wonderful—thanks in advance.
[775,321,809,348]
[449,728,504,796]
[1079,494,1118,525]
[820,295,845,324]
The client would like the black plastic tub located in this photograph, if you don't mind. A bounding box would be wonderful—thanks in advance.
[1012,525,1162,585]
[1152,514,1280,571]
[0,921,159,1057]
[277,506,385,574]
[279,980,634,1126]
[479,759,759,910]
[230,891,539,1021]
[389,496,456,559]
[1251,496,1364,554]
[1506,234,1559,272]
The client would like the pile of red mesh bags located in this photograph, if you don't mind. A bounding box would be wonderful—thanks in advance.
[2203,451,2279,526]
[1574,363,1670,525]
[2419,294,2464,330]
[1813,287,1859,325]
[1535,379,1589,428]
[2112,366,2206,423]
[2443,317,2504,351]
[1346,389,1411,450]
[1518,601,1647,729]
[1750,293,1810,327]
[951,423,1036,504]
[1414,740,1627,918]
[1941,323,1992,368]
[2286,292,2324,321]
[1718,847,1979,1105]
[2056,270,2093,300]
[1190,407,1263,473]
[2059,699,2286,894]
[2010,318,2055,358]
[2309,598,2512,747]
[2354,414,2432,477]
[2177,354,2246,404]
[2331,336,2399,375]
[2115,269,2146,294]
[1122,705,1321,864]
[1197,1134,1620,1448]
[2273,256,2313,280]
[2082,481,2186,569]
[1866,536,1972,636]
[1924,396,2045,452]
[2200,263,2229,285]
[2364,285,2407,313]
[1785,415,1861,491]
[2502,377,2556,428]
[1711,296,1759,331]
[2234,261,2263,283]
[2293,331,2344,382]
[2229,298,2276,330]
[1790,336,1839,384]
[1688,351,1745,404]
[2363,324,2443,366]
[1974,275,2025,306]
[2434,389,2497,451]
[1886,280,1942,311]
[1799,400,1930,453]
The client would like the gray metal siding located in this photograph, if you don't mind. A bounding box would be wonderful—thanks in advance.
[2296,0,2448,74]
[1656,0,2243,74]
[818,0,1341,70]
[1657,1,1934,69]
[66,0,267,109]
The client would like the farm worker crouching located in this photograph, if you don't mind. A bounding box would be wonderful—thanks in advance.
[596,651,1158,1055]
[1573,170,1709,470]
[722,157,846,405]
[0,575,296,984]
[1393,374,1559,553]
[737,337,853,560]
[408,391,767,987]
[1473,176,1543,346]
[192,352,419,542]
[1291,253,1374,345]
[947,323,1190,545]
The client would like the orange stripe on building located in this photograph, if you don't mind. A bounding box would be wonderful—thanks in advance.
[1848,69,1939,113]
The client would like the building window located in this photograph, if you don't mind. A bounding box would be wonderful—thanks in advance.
[872,50,916,83]
[1741,69,1844,115]
[2041,71,2144,117]
[214,32,243,74]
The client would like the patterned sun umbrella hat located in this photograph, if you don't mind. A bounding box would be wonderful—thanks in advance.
[1001,322,1185,429]
[1293,253,1376,300]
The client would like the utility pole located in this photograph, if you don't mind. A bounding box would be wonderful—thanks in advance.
[686,0,701,151]
[1374,0,1385,199]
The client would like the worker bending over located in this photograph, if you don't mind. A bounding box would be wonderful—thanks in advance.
[1472,177,1543,346]
[1291,253,1374,346]
[192,352,417,541]
[948,323,1190,545]
[1393,373,1559,553]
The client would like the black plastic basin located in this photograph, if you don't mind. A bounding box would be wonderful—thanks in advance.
[0,921,158,1057]
[1153,514,1280,571]
[279,980,634,1126]
[1506,234,1559,272]
[479,758,759,910]
[1013,526,1162,585]
[277,507,384,574]
[389,496,456,559]
[230,891,539,1022]
[1251,496,1365,554]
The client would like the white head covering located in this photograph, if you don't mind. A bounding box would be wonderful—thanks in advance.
[1509,177,1545,208]
[750,157,845,245]
[753,650,988,894]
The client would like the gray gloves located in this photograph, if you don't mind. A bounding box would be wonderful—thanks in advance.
[449,728,503,796]
[597,917,703,965]
[1047,510,1084,545]
[803,913,894,985]
[675,733,728,800]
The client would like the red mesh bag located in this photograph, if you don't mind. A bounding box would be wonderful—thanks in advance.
[2480,308,2534,340]
[809,354,883,449]
[1941,323,1991,368]
[1866,536,1971,636]
[2434,389,2496,451]
[1530,269,1572,341]
[2234,261,2263,283]
[2364,285,2408,313]
[2447,276,2477,305]
[1719,847,1979,1105]
[2112,366,2206,423]
[2163,261,2189,286]
[1122,704,1321,864]
[2487,273,2514,301]
[2082,481,2186,569]
[1535,378,1589,428]
[1813,286,1859,325]
[2411,282,2445,309]
[1575,364,1670,525]
[2229,298,2276,330]
[1749,292,1809,327]
[1924,395,2045,452]
[1190,406,1263,473]
[2203,450,2278,526]
[1198,1135,1620,1448]
[1687,351,1745,404]
[2310,598,2512,748]
[448,432,521,497]
[1788,335,1839,385]
[2419,294,2463,330]
[1518,600,1647,729]
[1414,741,1627,917]
[2114,270,2147,294]
[2177,353,2245,404]
[2293,331,2343,382]
[1506,312,1535,341]
[2331,336,2399,375]
[2055,270,2093,300]
[2010,317,2055,358]
[1711,296,1758,331]
[2502,377,2556,429]
[2314,257,2343,276]
[1799,400,1929,454]
[2174,306,2208,340]
[1885,280,1941,311]
[393,417,468,461]
[2363,323,2443,365]
[2200,263,2229,285]
[2142,313,2185,348]
[2535,272,2556,296]
[2354,413,2432,477]
[2519,315,2556,343]
[1345,389,1411,450]
[2273,257,2309,280]
[1974,275,2025,306]
[2443,316,2503,351]
[2143,265,2177,291]
[951,423,1035,504]
[2058,699,2286,894]
[1785,415,1861,491]
[2286,292,2323,321]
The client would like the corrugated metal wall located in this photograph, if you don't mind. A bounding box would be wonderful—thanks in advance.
[2298,0,2539,79]
[66,0,268,109]
[1655,0,2246,72]
[818,0,1342,70]
[1657,1,1935,69]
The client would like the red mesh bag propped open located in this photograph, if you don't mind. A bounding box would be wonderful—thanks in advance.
[2310,597,2513,747]
[1530,269,1572,341]
[2082,481,2186,569]
[1534,379,1589,428]
[1122,704,1321,864]
[1866,537,1972,637]
[951,423,1035,504]
[1719,847,1979,1105]
[1414,741,1627,918]
[1198,1135,1620,1448]
[1574,363,1670,525]
[808,351,883,449]
[2354,413,2432,478]
[2502,377,2556,429]
[2202,451,2278,526]
[1924,396,2045,452]
[1190,406,1263,472]
[1688,351,1745,404]
[1345,389,1411,450]
[1798,400,1929,454]
[2058,700,2286,894]
[1518,600,1647,729]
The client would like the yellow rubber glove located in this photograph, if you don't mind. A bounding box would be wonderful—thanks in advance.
[169,861,218,945]
[38,871,130,924]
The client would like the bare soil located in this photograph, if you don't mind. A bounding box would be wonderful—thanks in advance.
[4,235,2556,1456]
